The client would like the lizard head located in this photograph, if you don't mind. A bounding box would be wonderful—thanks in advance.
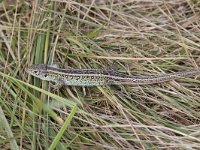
[26,64,51,81]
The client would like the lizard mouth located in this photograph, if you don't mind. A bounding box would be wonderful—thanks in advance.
[26,68,37,76]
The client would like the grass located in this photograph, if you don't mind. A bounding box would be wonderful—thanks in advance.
[0,0,200,149]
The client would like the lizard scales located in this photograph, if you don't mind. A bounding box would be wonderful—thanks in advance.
[26,64,200,86]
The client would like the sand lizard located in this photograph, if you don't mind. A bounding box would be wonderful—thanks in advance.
[26,64,200,86]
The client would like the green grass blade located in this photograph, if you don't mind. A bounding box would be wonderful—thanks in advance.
[48,104,78,150]
[0,106,19,150]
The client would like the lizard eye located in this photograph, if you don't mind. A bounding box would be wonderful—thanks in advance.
[44,74,48,78]
[33,71,39,74]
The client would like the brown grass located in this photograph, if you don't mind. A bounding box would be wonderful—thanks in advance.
[0,0,200,149]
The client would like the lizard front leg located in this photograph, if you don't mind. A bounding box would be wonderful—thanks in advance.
[51,80,64,89]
